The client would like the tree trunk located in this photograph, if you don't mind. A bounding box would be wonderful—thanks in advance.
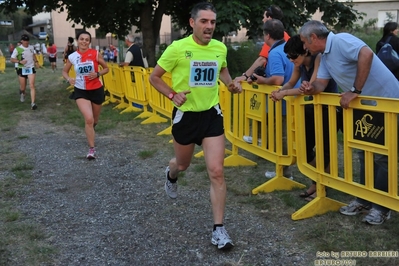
[140,0,168,67]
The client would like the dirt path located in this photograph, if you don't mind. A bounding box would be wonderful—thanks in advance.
[9,107,312,266]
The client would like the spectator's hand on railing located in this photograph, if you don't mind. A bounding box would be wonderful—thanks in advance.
[270,89,285,101]
[339,91,358,109]
[299,80,315,95]
[234,75,249,83]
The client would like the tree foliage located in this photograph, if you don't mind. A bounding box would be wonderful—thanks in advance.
[0,0,363,66]
[0,8,31,39]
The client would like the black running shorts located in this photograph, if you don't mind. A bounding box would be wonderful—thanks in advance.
[16,67,37,78]
[71,86,105,105]
[171,104,224,146]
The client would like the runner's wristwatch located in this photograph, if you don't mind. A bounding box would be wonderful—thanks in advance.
[350,86,362,94]
[168,91,177,100]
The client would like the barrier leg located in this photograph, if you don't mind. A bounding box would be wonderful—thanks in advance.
[120,105,142,114]
[291,197,345,220]
[291,184,345,220]
[102,95,119,106]
[252,175,305,194]
[141,114,168,124]
[135,107,153,119]
[157,125,172,135]
[113,102,129,110]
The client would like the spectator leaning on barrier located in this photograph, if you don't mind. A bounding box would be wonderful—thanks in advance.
[376,21,399,80]
[10,34,40,110]
[235,5,290,84]
[250,19,298,179]
[253,20,297,88]
[62,31,109,160]
[149,2,242,250]
[270,35,341,201]
[119,35,145,67]
[299,20,399,225]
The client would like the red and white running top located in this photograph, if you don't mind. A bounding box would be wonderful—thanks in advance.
[68,49,102,90]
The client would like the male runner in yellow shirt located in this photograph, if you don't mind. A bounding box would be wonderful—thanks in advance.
[150,2,241,250]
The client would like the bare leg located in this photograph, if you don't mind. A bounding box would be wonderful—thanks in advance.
[168,140,195,179]
[18,75,27,94]
[27,74,36,104]
[75,98,99,147]
[202,135,226,224]
[92,102,102,127]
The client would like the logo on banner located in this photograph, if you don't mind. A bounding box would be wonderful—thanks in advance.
[250,94,261,110]
[353,110,384,145]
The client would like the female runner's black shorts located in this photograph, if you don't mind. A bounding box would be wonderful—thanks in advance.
[71,86,105,105]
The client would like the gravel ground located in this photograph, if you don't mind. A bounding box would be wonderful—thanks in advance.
[9,111,311,266]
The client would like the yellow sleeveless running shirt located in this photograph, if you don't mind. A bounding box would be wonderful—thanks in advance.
[157,35,227,112]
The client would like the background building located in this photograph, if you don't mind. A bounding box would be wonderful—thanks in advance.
[313,0,398,27]
[29,10,96,52]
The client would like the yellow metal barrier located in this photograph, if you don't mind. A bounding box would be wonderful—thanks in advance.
[36,54,44,68]
[102,63,128,109]
[222,81,304,192]
[292,93,399,220]
[0,56,5,73]
[65,67,76,91]
[142,71,174,135]
[119,66,152,118]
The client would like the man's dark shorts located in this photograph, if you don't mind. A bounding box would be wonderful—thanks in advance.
[71,86,105,105]
[16,67,37,79]
[49,57,57,63]
[171,104,224,146]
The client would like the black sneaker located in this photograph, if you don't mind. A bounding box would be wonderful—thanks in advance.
[31,103,38,110]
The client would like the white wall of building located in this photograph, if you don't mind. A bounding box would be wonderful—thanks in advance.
[32,10,96,51]
[50,10,96,49]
